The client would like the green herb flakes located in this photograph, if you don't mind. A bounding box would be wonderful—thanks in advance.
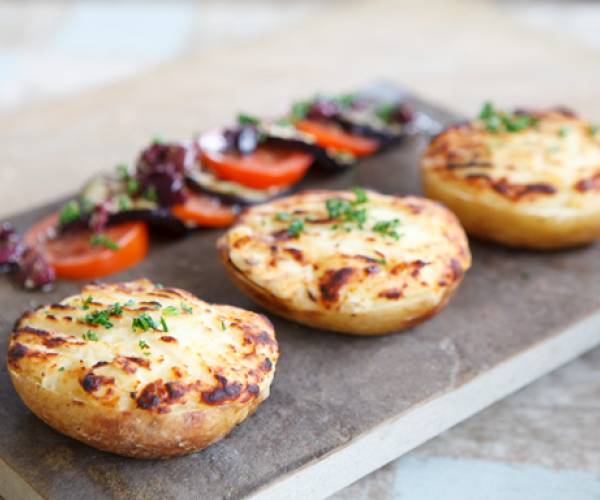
[181,302,193,314]
[275,212,292,222]
[117,195,132,211]
[144,186,158,203]
[162,306,180,316]
[84,310,113,329]
[83,330,99,342]
[127,177,140,196]
[287,219,305,238]
[372,219,402,240]
[90,234,119,251]
[132,313,158,332]
[375,103,395,123]
[221,320,226,331]
[160,317,169,333]
[138,339,149,350]
[558,126,570,138]
[334,93,356,108]
[478,101,538,133]
[82,295,93,310]
[58,200,81,226]
[237,113,260,126]
[58,366,65,372]
[108,303,123,316]
[116,164,129,181]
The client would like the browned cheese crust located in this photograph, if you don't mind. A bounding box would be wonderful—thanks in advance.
[7,279,278,458]
[421,109,600,249]
[218,190,471,335]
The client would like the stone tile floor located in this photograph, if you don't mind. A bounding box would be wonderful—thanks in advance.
[1,1,599,498]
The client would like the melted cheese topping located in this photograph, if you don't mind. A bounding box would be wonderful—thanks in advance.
[222,190,470,314]
[8,280,277,414]
[422,110,600,215]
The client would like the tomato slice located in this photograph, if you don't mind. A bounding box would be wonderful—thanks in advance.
[24,214,149,280]
[171,192,237,227]
[295,119,380,157]
[200,145,313,190]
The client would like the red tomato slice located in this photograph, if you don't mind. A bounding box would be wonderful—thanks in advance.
[25,214,149,280]
[171,192,237,227]
[295,119,380,157]
[200,145,313,190]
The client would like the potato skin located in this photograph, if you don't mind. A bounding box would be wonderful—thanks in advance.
[218,190,471,335]
[7,280,278,459]
[422,109,600,249]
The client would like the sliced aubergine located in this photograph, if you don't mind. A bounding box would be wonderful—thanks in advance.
[288,94,415,150]
[199,121,357,174]
[261,122,357,171]
[185,161,289,205]
[80,175,188,237]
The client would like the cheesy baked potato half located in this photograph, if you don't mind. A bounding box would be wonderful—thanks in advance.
[422,105,600,249]
[7,279,278,459]
[218,189,470,335]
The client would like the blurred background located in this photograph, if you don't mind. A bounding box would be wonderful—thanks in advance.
[2,0,600,113]
[2,1,600,499]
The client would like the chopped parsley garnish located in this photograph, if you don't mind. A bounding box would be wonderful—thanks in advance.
[237,113,260,126]
[84,310,114,329]
[144,186,158,202]
[374,257,387,265]
[558,126,570,138]
[108,303,123,316]
[124,299,135,307]
[58,366,65,372]
[82,295,93,310]
[132,313,158,332]
[372,219,402,240]
[275,211,292,222]
[116,164,129,181]
[138,339,149,350]
[115,164,140,196]
[221,320,226,331]
[589,125,599,137]
[375,103,395,122]
[478,101,538,133]
[287,219,305,237]
[58,200,81,225]
[90,234,119,251]
[117,195,132,211]
[160,317,169,333]
[127,178,140,196]
[334,93,356,108]
[162,305,180,316]
[290,100,311,121]
[181,302,193,314]
[156,283,164,289]
[83,330,98,341]
[352,187,368,204]
[326,188,368,230]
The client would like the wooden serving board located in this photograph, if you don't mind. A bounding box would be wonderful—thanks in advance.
[1,86,600,500]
